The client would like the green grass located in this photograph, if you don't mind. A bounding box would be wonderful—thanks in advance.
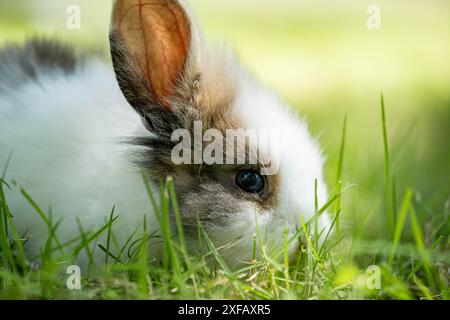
[0,98,448,300]
[0,0,448,300]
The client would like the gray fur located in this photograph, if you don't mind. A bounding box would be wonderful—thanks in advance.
[0,39,81,92]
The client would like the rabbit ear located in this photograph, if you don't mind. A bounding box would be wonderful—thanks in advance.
[110,0,191,116]
[111,0,238,137]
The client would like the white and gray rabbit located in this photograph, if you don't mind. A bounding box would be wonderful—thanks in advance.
[0,0,330,267]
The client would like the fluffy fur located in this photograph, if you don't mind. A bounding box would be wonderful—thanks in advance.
[0,1,330,267]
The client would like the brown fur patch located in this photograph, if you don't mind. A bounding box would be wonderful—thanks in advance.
[111,1,280,221]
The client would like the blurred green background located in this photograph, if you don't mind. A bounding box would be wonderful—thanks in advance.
[0,0,449,239]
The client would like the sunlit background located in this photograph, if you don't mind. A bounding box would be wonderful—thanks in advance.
[0,0,449,242]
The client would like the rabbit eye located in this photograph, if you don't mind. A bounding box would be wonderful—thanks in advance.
[235,170,265,194]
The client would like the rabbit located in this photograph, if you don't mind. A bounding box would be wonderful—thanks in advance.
[0,0,330,268]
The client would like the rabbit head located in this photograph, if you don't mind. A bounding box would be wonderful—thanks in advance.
[110,0,330,264]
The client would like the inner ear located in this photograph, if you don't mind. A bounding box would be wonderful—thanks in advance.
[111,0,191,109]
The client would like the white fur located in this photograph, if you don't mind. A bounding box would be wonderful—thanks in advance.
[236,70,329,225]
[0,3,330,267]
[203,69,331,265]
[0,58,330,267]
[0,60,158,257]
